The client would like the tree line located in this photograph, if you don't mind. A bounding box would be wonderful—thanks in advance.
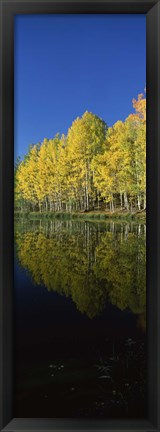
[15,91,146,214]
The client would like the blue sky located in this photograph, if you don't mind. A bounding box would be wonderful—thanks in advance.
[14,14,146,161]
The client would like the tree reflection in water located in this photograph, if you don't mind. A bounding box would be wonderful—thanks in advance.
[15,219,146,417]
[15,219,146,324]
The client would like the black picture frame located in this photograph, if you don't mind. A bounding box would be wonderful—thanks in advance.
[0,0,160,431]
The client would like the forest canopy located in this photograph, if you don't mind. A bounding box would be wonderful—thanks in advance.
[15,91,146,214]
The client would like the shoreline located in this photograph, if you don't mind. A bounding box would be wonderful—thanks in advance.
[14,210,146,223]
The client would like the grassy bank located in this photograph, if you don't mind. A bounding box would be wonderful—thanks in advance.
[14,209,146,222]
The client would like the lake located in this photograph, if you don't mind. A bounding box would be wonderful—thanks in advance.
[14,218,146,418]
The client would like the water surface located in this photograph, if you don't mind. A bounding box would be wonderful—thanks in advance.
[14,218,146,418]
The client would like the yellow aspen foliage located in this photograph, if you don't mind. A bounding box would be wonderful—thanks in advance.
[15,91,146,214]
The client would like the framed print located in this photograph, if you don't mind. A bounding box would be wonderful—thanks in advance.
[0,0,160,431]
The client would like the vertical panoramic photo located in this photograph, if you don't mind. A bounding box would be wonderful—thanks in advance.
[14,14,146,418]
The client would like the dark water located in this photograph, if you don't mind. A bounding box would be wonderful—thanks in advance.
[14,218,146,418]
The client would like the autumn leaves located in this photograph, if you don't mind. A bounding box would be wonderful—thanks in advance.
[15,92,146,214]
